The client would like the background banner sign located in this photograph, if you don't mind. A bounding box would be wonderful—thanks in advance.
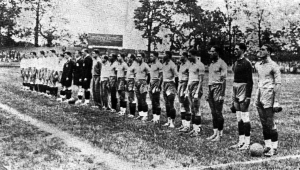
[87,33,123,47]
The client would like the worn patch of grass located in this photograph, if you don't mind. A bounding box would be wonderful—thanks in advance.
[0,68,300,169]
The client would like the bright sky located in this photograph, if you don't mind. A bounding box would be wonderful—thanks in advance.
[58,0,226,50]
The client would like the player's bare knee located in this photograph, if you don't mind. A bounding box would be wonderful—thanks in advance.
[241,112,250,123]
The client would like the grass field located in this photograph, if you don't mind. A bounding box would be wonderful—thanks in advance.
[0,109,110,170]
[0,67,299,169]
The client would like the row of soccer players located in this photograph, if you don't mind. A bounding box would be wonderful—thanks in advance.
[20,43,281,157]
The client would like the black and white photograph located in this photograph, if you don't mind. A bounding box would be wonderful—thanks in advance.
[0,0,299,169]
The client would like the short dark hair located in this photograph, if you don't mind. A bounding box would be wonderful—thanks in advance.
[60,54,64,58]
[103,55,108,60]
[182,52,188,57]
[32,52,37,56]
[238,43,247,52]
[66,52,72,56]
[83,49,89,54]
[165,51,172,58]
[40,51,45,55]
[121,54,126,59]
[76,50,82,56]
[211,45,221,54]
[112,54,118,60]
[130,54,136,61]
[263,44,272,53]
[50,50,56,54]
[94,50,100,55]
[153,51,159,57]
[189,49,197,56]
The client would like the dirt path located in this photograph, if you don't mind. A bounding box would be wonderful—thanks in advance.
[0,103,153,170]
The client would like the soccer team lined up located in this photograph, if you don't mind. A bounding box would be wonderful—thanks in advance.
[19,43,282,157]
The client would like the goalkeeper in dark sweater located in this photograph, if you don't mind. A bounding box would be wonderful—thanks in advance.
[230,43,253,150]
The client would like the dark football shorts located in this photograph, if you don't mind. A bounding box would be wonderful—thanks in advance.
[135,79,148,94]
[127,78,135,92]
[177,80,188,103]
[163,81,177,96]
[150,79,160,94]
[188,81,203,99]
[117,77,126,91]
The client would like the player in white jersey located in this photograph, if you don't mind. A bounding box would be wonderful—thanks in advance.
[100,55,111,110]
[39,51,47,94]
[23,53,30,90]
[177,52,191,131]
[185,50,205,137]
[29,52,37,92]
[35,51,43,93]
[148,52,163,123]
[116,54,128,115]
[126,54,137,118]
[56,53,68,101]
[51,51,60,97]
[20,54,26,90]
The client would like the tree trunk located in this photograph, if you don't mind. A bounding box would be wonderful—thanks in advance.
[0,27,2,47]
[228,19,232,56]
[34,0,40,47]
[47,38,53,47]
[169,34,174,51]
[258,20,262,47]
[148,20,152,56]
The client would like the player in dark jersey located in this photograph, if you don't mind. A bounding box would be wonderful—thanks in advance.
[70,51,84,104]
[229,43,254,150]
[80,49,93,106]
[58,52,75,102]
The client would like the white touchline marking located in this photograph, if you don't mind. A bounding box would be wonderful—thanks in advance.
[0,103,152,170]
[195,154,300,169]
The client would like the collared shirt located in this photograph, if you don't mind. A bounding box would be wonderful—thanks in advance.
[116,61,128,78]
[43,57,49,69]
[178,60,190,81]
[30,57,34,68]
[57,57,67,72]
[126,61,137,79]
[52,56,60,71]
[28,57,33,68]
[32,57,37,68]
[92,57,102,76]
[162,60,178,82]
[255,58,281,89]
[47,56,54,71]
[188,60,205,84]
[32,57,36,68]
[208,58,227,85]
[40,56,46,69]
[109,61,118,77]
[36,57,42,70]
[101,61,111,79]
[150,59,163,80]
[135,62,150,80]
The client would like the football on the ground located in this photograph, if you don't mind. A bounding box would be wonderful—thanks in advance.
[250,143,264,157]
[273,102,283,113]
